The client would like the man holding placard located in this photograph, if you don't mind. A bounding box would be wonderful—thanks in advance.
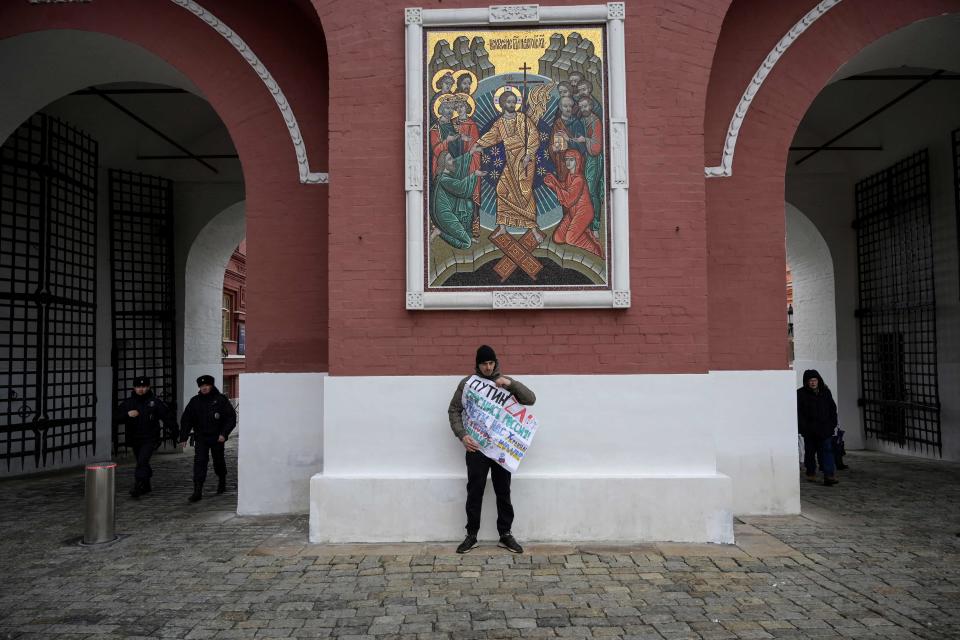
[448,345,538,554]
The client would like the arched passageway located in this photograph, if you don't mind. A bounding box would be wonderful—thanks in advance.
[1,1,329,503]
[0,30,244,474]
[707,2,960,461]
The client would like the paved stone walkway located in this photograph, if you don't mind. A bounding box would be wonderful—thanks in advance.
[0,442,958,639]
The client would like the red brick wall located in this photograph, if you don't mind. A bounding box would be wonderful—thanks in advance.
[704,0,958,370]
[0,0,330,374]
[315,0,730,375]
[12,0,948,378]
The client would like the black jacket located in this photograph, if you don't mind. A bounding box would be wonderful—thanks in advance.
[179,387,237,442]
[797,369,837,439]
[116,391,178,443]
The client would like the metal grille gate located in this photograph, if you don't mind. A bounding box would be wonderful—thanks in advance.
[855,149,941,456]
[953,129,960,297]
[0,114,98,469]
[109,169,177,451]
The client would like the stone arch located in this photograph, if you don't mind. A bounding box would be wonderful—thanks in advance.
[0,27,249,475]
[0,2,330,374]
[0,2,330,484]
[704,0,960,371]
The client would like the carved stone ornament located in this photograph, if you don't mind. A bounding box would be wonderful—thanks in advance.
[406,292,425,310]
[705,0,842,178]
[610,119,628,188]
[168,0,327,185]
[489,4,539,24]
[405,7,423,25]
[607,2,625,20]
[493,292,545,309]
[304,172,329,184]
[405,122,423,191]
[612,290,631,308]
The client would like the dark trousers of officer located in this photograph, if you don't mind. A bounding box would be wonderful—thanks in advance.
[130,439,156,482]
[193,436,226,484]
[465,451,514,536]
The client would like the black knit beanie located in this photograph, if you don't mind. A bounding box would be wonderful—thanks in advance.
[475,345,497,366]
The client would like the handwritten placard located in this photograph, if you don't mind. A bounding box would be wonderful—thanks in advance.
[461,375,539,472]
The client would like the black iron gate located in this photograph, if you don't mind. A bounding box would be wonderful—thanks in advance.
[0,114,98,469]
[109,169,177,451]
[953,128,960,297]
[855,149,941,456]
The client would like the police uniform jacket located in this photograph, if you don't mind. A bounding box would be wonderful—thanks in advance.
[180,387,237,442]
[117,391,178,443]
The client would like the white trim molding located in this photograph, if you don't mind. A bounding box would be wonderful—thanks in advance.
[168,0,329,185]
[404,122,423,190]
[493,291,544,309]
[405,3,630,310]
[704,0,842,178]
[610,118,628,188]
[407,290,630,310]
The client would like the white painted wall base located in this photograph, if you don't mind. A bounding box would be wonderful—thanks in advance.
[311,474,733,543]
[237,372,325,515]
[305,371,796,543]
[709,370,801,516]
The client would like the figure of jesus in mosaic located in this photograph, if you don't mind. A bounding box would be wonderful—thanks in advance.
[469,84,552,237]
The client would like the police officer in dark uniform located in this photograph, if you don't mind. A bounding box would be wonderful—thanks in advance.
[116,376,178,498]
[178,374,237,502]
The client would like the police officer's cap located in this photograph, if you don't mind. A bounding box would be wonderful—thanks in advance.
[196,374,215,387]
[133,376,150,387]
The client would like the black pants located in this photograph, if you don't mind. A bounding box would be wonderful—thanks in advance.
[130,439,156,482]
[803,435,835,477]
[193,436,226,484]
[465,451,514,536]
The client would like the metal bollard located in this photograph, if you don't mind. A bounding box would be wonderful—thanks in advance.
[83,462,117,544]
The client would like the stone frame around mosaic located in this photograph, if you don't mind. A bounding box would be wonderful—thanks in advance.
[404,3,630,310]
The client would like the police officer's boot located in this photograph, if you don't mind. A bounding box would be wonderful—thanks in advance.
[130,481,144,499]
[142,479,152,495]
[188,482,203,503]
[216,475,226,495]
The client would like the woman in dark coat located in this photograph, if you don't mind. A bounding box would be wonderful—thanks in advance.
[797,369,839,486]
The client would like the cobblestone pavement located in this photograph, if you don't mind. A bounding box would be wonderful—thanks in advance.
[1,442,958,640]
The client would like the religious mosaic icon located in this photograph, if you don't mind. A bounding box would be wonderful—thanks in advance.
[424,26,609,290]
